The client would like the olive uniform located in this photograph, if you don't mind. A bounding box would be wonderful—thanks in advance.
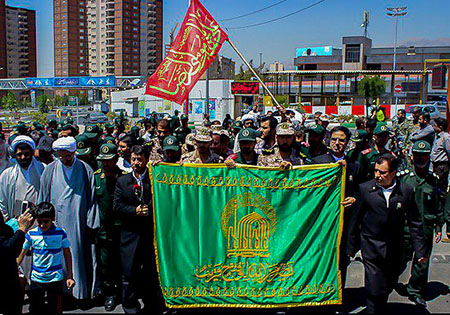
[148,137,164,162]
[180,127,223,164]
[173,126,191,144]
[398,141,444,301]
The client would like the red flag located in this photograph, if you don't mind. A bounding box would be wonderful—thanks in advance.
[145,0,228,104]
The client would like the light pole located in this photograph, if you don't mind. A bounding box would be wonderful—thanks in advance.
[387,6,407,109]
[387,6,407,71]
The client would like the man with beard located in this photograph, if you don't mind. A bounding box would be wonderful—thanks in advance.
[311,126,360,293]
[231,120,243,152]
[211,128,233,159]
[255,115,278,154]
[141,118,155,143]
[149,119,171,162]
[162,136,182,163]
[301,124,327,160]
[95,143,125,311]
[39,136,99,303]
[181,127,223,164]
[117,135,135,173]
[409,112,435,147]
[258,122,305,169]
[347,154,427,314]
[114,145,165,314]
[0,136,45,221]
[431,117,450,192]
[397,141,444,308]
[357,124,392,183]
[225,128,259,167]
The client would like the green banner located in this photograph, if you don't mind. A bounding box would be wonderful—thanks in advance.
[150,163,345,308]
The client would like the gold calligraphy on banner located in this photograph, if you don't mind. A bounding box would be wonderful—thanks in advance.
[194,262,294,283]
[154,172,338,191]
[162,284,336,299]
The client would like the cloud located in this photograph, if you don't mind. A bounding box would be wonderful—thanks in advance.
[400,37,450,47]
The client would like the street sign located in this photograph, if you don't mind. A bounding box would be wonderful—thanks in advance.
[56,109,62,118]
[394,85,402,93]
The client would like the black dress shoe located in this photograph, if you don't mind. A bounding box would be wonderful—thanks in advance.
[104,295,118,312]
[409,296,427,307]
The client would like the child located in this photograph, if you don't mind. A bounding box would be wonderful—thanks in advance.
[17,202,75,315]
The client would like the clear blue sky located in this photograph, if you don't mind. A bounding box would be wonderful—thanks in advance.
[7,0,450,77]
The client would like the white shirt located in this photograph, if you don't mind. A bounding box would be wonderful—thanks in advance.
[379,180,397,207]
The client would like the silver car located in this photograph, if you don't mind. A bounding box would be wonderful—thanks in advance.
[405,103,447,120]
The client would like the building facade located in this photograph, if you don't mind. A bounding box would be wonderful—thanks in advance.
[0,0,36,78]
[294,36,450,71]
[58,0,163,78]
[200,55,235,80]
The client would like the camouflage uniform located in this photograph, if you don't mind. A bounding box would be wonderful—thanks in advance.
[148,137,164,162]
[257,147,304,167]
[181,150,223,164]
[257,122,305,167]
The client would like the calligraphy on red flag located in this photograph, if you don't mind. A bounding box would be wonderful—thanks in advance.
[145,0,228,104]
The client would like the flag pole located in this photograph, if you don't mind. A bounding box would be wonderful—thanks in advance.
[227,39,283,111]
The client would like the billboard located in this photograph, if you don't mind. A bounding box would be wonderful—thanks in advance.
[296,46,333,58]
[231,81,259,94]
[25,76,116,88]
[432,64,447,89]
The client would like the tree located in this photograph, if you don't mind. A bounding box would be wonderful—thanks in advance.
[358,76,386,109]
[37,93,49,113]
[1,95,7,109]
[234,59,266,81]
[6,91,18,111]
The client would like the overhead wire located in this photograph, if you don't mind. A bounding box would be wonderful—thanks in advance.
[219,0,288,22]
[225,0,326,30]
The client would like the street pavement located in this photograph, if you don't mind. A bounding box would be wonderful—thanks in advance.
[22,239,450,314]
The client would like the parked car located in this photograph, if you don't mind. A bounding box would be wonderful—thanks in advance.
[86,112,108,124]
[405,103,446,120]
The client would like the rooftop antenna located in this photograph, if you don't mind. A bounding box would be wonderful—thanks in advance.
[361,10,370,38]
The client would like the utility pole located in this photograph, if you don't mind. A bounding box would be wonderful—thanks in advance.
[259,53,263,68]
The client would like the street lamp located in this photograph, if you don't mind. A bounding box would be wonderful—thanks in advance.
[387,6,407,71]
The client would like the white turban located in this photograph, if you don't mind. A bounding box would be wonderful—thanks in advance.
[11,135,36,151]
[52,136,76,153]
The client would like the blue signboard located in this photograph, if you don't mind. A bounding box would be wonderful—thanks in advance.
[296,46,333,57]
[25,76,116,88]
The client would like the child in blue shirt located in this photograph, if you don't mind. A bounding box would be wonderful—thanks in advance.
[17,202,75,315]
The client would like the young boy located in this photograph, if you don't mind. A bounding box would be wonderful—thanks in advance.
[17,202,75,315]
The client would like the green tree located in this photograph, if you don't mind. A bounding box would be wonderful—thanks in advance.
[37,93,49,113]
[358,76,386,109]
[1,95,8,109]
[234,59,266,81]
[6,91,18,111]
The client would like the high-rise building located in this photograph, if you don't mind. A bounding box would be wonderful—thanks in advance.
[5,5,37,77]
[55,0,162,78]
[0,0,36,78]
[53,0,88,76]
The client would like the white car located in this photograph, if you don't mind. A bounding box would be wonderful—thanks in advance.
[405,103,446,120]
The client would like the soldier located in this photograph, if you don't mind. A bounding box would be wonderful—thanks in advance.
[173,114,191,144]
[95,143,125,311]
[409,112,435,147]
[211,128,233,159]
[75,134,98,171]
[170,109,181,130]
[162,136,182,163]
[231,120,243,152]
[357,124,391,183]
[84,124,102,156]
[300,124,327,160]
[149,119,171,162]
[225,128,259,167]
[392,109,412,148]
[181,133,196,155]
[431,117,450,192]
[258,122,305,169]
[180,127,223,164]
[398,140,444,307]
[255,115,278,154]
[347,129,369,163]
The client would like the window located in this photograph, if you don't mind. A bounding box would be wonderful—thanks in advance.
[345,44,360,63]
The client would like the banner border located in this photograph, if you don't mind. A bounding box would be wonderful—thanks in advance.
[149,163,346,309]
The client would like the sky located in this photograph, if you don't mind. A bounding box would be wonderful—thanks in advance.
[7,0,450,77]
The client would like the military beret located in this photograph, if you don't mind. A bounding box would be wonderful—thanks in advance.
[412,140,431,153]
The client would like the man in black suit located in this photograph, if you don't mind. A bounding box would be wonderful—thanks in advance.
[113,145,164,314]
[312,126,360,310]
[347,153,427,314]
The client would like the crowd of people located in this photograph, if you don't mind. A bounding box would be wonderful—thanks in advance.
[0,105,449,315]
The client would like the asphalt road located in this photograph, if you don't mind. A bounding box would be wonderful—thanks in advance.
[21,238,450,314]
